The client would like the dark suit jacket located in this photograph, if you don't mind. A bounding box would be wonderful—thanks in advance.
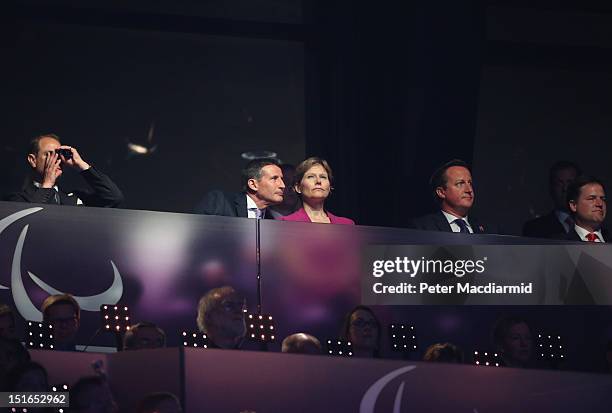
[410,211,494,234]
[5,167,123,207]
[522,211,567,239]
[566,227,609,243]
[195,190,248,217]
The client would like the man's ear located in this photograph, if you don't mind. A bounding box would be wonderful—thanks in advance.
[247,178,258,192]
[27,153,37,169]
[435,186,446,200]
[568,200,577,213]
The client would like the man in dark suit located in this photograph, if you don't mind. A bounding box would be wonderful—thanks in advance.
[6,134,123,207]
[411,159,492,234]
[196,158,285,218]
[522,161,581,239]
[565,176,608,242]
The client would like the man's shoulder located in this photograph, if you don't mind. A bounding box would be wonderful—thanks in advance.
[195,190,245,216]
[410,211,449,231]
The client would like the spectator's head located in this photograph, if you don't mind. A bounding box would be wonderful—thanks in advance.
[137,392,182,413]
[41,294,80,346]
[5,361,48,392]
[549,161,581,211]
[430,159,474,217]
[241,158,285,208]
[293,157,334,208]
[423,342,464,363]
[197,286,246,349]
[340,305,381,358]
[70,376,118,413]
[493,316,533,368]
[281,333,322,355]
[0,304,17,340]
[27,133,63,180]
[567,175,607,233]
[123,322,166,351]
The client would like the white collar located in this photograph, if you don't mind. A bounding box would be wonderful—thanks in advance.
[245,194,265,219]
[573,224,604,242]
[441,210,471,227]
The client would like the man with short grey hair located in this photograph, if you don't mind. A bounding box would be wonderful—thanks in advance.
[196,286,246,349]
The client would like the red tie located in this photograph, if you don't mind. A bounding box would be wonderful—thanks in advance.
[586,233,600,242]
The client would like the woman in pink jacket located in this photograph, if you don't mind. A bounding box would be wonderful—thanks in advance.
[280,157,355,225]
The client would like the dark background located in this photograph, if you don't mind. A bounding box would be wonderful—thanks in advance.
[2,1,612,233]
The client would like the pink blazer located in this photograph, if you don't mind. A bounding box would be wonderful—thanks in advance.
[280,207,355,225]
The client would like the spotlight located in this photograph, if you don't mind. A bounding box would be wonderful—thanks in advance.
[100,304,131,332]
[472,349,501,367]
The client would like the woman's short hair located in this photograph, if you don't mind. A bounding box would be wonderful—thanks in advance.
[339,305,381,356]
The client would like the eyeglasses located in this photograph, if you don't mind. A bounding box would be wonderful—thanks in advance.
[351,319,378,329]
[48,316,78,326]
[218,300,247,313]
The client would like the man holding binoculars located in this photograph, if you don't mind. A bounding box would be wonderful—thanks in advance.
[7,133,123,207]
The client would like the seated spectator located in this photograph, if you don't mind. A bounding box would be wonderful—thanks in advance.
[492,315,534,368]
[423,342,464,363]
[523,161,581,238]
[5,133,123,207]
[41,294,80,351]
[281,157,355,224]
[566,175,608,242]
[137,392,182,413]
[0,303,17,339]
[123,322,166,351]
[281,333,322,355]
[196,286,247,349]
[70,375,118,413]
[268,163,299,219]
[5,361,49,413]
[340,305,381,358]
[0,338,31,390]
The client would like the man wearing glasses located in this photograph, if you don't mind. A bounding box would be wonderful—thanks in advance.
[196,286,247,349]
[41,293,81,351]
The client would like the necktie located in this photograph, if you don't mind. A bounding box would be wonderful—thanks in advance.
[586,233,600,242]
[53,190,60,205]
[454,219,470,234]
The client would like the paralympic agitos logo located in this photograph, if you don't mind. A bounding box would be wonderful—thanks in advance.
[0,207,123,321]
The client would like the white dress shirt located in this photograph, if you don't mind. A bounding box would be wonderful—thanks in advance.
[573,224,604,243]
[441,211,473,233]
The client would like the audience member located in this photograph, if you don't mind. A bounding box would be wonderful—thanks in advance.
[411,159,494,233]
[5,361,49,413]
[268,163,299,218]
[70,375,118,413]
[340,305,381,358]
[566,175,608,242]
[195,158,285,218]
[423,342,464,363]
[492,315,534,368]
[0,303,17,339]
[281,157,355,224]
[281,333,322,355]
[523,161,581,238]
[6,133,123,206]
[0,337,31,389]
[123,322,167,351]
[196,286,247,349]
[41,294,80,351]
[136,392,182,413]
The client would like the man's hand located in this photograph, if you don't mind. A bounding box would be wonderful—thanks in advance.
[58,145,91,171]
[41,151,63,188]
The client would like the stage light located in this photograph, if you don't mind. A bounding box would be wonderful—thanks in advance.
[181,331,209,348]
[389,323,418,353]
[472,349,501,367]
[100,304,131,332]
[246,313,276,343]
[326,339,353,357]
[25,321,54,349]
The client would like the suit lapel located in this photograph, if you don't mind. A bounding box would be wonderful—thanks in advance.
[435,211,453,232]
